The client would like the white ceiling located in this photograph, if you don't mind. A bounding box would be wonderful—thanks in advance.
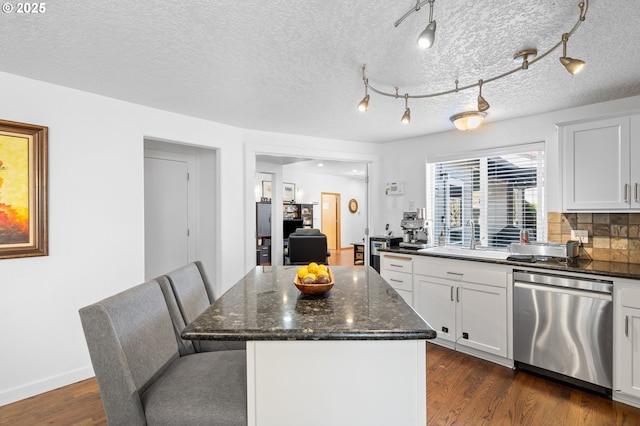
[0,0,638,143]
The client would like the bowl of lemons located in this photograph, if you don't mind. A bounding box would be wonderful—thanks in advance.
[294,262,334,295]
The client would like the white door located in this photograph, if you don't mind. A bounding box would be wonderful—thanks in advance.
[144,155,190,279]
[617,305,640,398]
[457,282,507,357]
[414,275,456,343]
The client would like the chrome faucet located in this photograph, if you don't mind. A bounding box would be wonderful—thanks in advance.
[466,219,476,250]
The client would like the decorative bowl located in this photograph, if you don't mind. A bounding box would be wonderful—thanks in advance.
[294,269,334,295]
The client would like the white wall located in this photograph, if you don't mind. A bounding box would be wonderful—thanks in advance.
[377,95,640,237]
[0,71,381,406]
[281,169,367,248]
[254,167,367,255]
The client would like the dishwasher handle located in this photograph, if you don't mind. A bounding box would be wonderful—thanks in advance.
[514,281,612,301]
[513,270,612,294]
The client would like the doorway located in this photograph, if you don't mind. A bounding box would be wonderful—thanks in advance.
[144,151,193,279]
[143,140,217,282]
[321,192,341,250]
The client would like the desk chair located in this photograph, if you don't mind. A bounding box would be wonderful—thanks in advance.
[285,228,331,265]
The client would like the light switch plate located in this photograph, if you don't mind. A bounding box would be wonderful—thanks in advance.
[571,230,588,244]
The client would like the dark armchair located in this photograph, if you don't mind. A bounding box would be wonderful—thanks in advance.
[285,228,331,265]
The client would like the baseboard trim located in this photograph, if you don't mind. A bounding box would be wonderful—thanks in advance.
[0,366,94,407]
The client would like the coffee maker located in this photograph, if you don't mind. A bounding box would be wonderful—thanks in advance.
[400,210,431,249]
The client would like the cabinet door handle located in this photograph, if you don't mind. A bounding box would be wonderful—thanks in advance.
[635,183,639,203]
[624,183,630,203]
[456,286,460,303]
[626,315,630,337]
[450,286,454,302]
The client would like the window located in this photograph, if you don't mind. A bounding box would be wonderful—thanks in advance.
[426,143,545,249]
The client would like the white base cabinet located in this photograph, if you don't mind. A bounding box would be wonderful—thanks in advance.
[380,253,414,305]
[247,340,427,425]
[413,257,509,359]
[614,280,640,408]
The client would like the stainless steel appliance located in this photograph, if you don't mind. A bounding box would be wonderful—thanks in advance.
[509,241,580,260]
[400,211,431,249]
[513,270,613,395]
[370,236,402,272]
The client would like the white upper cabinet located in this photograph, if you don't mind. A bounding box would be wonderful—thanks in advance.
[562,114,640,211]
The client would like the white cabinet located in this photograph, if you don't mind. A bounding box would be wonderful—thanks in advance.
[380,253,413,305]
[413,257,509,359]
[614,280,640,407]
[562,114,640,211]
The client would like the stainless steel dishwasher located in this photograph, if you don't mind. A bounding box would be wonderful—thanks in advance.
[513,270,613,395]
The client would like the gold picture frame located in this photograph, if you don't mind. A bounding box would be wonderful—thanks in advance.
[0,119,48,259]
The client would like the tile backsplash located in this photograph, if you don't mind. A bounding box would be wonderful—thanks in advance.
[548,212,640,264]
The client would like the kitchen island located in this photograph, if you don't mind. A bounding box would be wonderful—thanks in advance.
[182,265,435,426]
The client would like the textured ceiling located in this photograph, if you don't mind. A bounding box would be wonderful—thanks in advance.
[0,0,638,143]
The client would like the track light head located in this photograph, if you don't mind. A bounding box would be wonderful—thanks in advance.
[560,33,585,75]
[401,108,411,124]
[560,56,585,75]
[477,80,490,112]
[417,20,436,49]
[477,95,490,112]
[358,94,370,112]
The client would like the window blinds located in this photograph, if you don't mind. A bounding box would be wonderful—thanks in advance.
[426,144,545,248]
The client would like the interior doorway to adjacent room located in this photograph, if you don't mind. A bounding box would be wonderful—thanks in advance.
[143,139,217,281]
[321,192,341,250]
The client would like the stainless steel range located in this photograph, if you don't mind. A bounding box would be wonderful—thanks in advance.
[513,270,613,395]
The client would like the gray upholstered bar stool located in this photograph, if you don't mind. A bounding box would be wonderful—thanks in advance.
[161,261,245,353]
[79,279,247,425]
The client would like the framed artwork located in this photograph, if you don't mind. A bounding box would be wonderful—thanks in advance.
[283,182,296,203]
[262,180,272,200]
[0,119,48,259]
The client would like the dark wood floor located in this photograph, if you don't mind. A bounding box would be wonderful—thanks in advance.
[2,249,639,425]
[3,343,639,425]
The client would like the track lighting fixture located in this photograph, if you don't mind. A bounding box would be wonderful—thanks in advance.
[450,112,486,131]
[401,94,411,124]
[395,0,436,49]
[359,0,589,130]
[358,93,369,112]
[514,49,537,70]
[417,0,436,49]
[560,32,585,75]
[358,65,370,111]
[477,80,490,112]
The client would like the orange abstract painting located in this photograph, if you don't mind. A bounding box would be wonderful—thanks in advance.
[0,134,30,244]
[0,119,47,259]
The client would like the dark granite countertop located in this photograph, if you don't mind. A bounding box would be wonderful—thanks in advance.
[181,265,436,341]
[379,247,640,280]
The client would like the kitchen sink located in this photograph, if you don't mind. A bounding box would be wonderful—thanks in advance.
[417,245,509,260]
